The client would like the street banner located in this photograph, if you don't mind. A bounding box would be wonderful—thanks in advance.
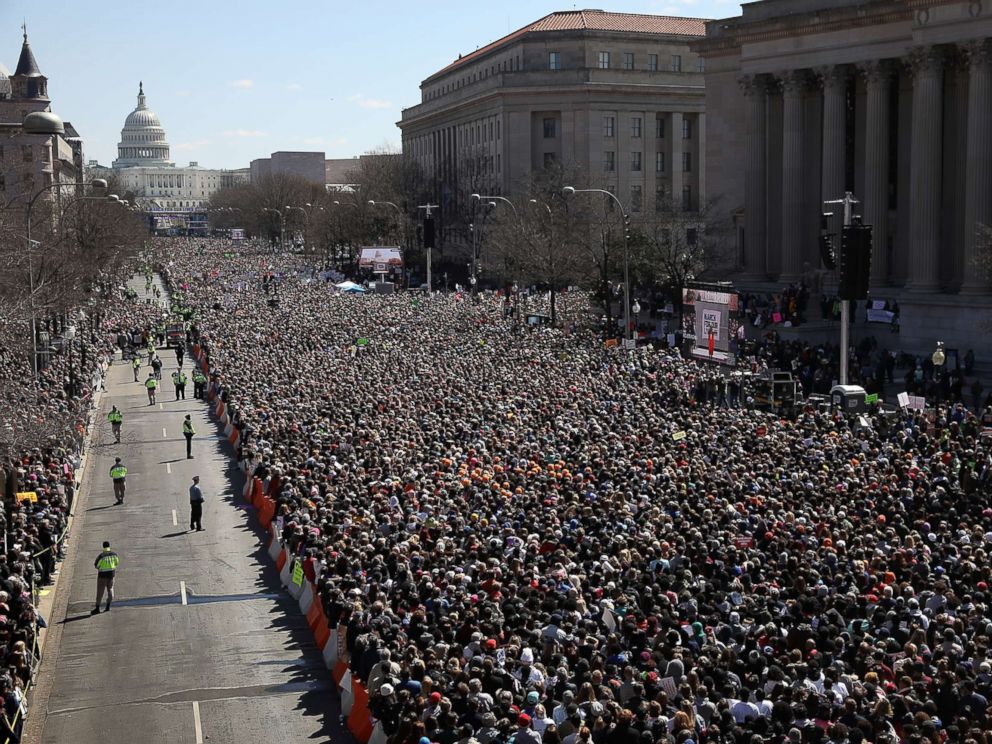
[867,309,896,324]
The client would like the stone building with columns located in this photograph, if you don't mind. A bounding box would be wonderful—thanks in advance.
[694,0,992,352]
[399,9,708,252]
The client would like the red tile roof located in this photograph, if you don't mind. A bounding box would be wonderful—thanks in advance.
[429,10,708,80]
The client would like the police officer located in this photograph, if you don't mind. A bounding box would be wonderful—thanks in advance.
[107,405,123,443]
[192,368,207,399]
[182,414,195,459]
[93,541,119,613]
[189,475,204,531]
[109,457,127,504]
[145,372,158,405]
[171,369,187,400]
[132,354,142,382]
[151,354,163,380]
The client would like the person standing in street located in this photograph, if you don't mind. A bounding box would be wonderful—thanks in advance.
[132,355,142,382]
[151,354,163,380]
[109,457,127,504]
[107,405,123,443]
[192,368,207,399]
[145,372,158,405]
[93,541,119,613]
[176,344,185,367]
[189,475,204,531]
[182,414,195,458]
[172,368,188,400]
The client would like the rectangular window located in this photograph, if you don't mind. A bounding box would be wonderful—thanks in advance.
[631,185,642,212]
[603,151,616,172]
[598,51,610,69]
[655,186,666,211]
[671,54,682,72]
[656,151,665,173]
[683,152,692,173]
[549,52,561,70]
[603,116,615,138]
[656,117,666,138]
[648,54,658,71]
[631,151,642,172]
[543,118,556,138]
[623,53,634,70]
[21,145,31,163]
[630,117,642,138]
[683,118,692,139]
[682,185,692,211]
[696,57,705,73]
[543,152,557,169]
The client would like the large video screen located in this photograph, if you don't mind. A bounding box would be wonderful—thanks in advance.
[682,286,741,365]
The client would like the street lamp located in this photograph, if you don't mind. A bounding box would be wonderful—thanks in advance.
[263,207,284,251]
[563,186,633,348]
[471,193,519,219]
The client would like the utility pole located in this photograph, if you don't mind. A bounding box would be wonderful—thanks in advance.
[417,204,438,293]
[824,192,859,385]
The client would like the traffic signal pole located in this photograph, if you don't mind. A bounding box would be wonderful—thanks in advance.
[824,192,859,385]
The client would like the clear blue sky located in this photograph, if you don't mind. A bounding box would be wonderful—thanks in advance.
[2,0,743,170]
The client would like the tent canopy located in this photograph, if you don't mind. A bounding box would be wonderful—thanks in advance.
[335,281,366,293]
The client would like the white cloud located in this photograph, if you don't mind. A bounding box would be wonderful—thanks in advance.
[174,139,211,151]
[230,79,254,89]
[223,129,267,138]
[348,94,392,110]
[287,83,303,92]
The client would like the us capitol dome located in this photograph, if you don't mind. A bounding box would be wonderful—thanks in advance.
[112,81,173,167]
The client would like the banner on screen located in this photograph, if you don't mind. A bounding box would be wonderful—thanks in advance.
[358,247,403,268]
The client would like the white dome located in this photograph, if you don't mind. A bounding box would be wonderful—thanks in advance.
[113,81,173,168]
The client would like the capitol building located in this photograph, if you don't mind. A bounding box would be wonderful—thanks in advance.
[87,83,247,212]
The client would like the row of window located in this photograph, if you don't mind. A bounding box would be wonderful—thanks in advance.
[550,51,703,73]
[542,115,692,140]
[603,151,692,173]
[628,184,693,212]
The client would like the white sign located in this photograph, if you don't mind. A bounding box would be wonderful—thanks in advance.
[908,395,926,411]
[702,309,721,341]
[867,309,896,324]
[897,392,910,408]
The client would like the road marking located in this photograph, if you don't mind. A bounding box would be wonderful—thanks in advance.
[172,509,178,526]
[192,700,203,743]
[180,581,188,606]
[166,462,172,474]
[162,427,167,438]
[159,403,163,410]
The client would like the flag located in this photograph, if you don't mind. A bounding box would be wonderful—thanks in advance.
[356,338,369,346]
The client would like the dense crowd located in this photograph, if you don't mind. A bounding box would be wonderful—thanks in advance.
[161,238,992,744]
[0,282,164,740]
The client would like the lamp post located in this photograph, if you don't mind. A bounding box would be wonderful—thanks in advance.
[263,207,284,252]
[332,201,359,271]
[563,186,632,348]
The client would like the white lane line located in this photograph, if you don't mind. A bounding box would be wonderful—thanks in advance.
[166,462,172,474]
[159,403,163,410]
[172,509,178,526]
[162,427,167,438]
[192,700,203,743]
[180,580,188,606]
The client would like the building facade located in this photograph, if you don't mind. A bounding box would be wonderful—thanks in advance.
[87,83,248,211]
[399,10,708,229]
[249,151,326,185]
[695,0,992,350]
[0,30,83,208]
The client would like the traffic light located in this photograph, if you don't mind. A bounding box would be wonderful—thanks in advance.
[819,213,836,270]
[423,217,435,249]
[838,224,872,300]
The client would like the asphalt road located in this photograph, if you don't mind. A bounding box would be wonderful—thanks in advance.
[26,277,344,743]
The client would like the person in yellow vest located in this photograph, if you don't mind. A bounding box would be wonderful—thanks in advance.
[182,414,196,459]
[107,405,123,443]
[192,369,207,399]
[145,372,158,405]
[93,541,119,614]
[172,369,188,400]
[109,457,127,504]
[132,355,142,382]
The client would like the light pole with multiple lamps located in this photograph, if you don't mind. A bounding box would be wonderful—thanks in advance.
[562,186,633,348]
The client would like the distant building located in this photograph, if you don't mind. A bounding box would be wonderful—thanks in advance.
[0,28,83,207]
[249,151,325,185]
[325,157,359,191]
[86,83,248,212]
[399,9,708,231]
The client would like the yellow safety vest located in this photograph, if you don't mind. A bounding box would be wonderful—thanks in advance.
[108,411,123,423]
[110,465,127,479]
[145,378,158,389]
[182,420,195,435]
[96,551,119,572]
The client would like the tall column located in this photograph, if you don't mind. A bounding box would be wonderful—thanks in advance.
[906,46,945,291]
[859,60,893,285]
[671,112,684,207]
[739,75,768,278]
[817,65,847,219]
[961,40,992,292]
[779,70,808,282]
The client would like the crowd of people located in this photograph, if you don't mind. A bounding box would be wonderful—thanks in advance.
[0,278,165,741]
[148,237,992,744]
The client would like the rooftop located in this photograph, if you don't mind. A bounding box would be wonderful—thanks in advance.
[428,9,708,80]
